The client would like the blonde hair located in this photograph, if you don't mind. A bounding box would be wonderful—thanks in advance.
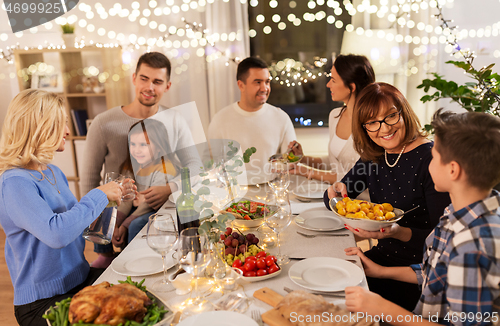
[0,89,66,175]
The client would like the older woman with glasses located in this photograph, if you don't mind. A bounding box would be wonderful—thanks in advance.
[324,82,450,311]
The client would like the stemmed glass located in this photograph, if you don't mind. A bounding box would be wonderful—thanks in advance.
[268,161,290,194]
[264,190,292,265]
[178,227,213,315]
[146,213,178,292]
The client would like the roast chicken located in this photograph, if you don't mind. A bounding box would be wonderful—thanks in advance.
[68,281,152,326]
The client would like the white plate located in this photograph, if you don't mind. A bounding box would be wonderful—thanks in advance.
[111,247,175,276]
[169,185,228,203]
[240,265,282,282]
[177,311,258,326]
[289,257,363,292]
[292,182,330,199]
[294,207,344,231]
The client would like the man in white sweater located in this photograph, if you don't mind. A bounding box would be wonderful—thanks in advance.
[81,52,199,267]
[208,57,296,184]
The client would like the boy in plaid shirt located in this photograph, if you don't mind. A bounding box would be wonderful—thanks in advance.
[344,109,500,325]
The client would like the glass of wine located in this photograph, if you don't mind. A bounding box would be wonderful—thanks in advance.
[268,161,290,195]
[178,227,213,315]
[146,213,178,292]
[264,190,292,265]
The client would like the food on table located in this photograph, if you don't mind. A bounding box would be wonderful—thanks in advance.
[276,290,375,326]
[223,200,269,220]
[222,227,280,277]
[286,152,301,162]
[69,281,151,325]
[335,197,396,221]
[43,277,167,326]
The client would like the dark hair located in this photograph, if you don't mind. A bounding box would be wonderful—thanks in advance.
[120,118,177,175]
[352,82,426,162]
[135,52,172,81]
[431,109,500,190]
[237,57,268,82]
[333,54,375,117]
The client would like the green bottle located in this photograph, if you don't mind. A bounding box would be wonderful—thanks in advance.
[176,167,200,234]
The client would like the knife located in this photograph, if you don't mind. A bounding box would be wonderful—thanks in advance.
[284,286,345,298]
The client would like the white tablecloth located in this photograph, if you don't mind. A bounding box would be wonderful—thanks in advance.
[93,175,368,323]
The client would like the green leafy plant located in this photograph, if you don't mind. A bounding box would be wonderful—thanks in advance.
[61,23,75,34]
[195,142,256,240]
[418,60,500,131]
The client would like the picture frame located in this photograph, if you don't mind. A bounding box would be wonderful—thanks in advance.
[31,72,64,93]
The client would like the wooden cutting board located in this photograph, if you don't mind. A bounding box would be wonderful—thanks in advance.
[253,287,294,326]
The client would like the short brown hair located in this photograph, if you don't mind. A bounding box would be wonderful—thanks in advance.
[136,52,171,81]
[352,82,426,162]
[237,57,268,82]
[431,109,500,190]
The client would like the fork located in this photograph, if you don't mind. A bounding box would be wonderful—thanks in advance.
[296,231,349,238]
[295,197,311,203]
[251,310,264,326]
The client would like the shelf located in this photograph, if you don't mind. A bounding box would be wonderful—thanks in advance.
[66,93,106,98]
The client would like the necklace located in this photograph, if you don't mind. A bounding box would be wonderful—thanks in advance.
[28,166,61,194]
[385,144,407,168]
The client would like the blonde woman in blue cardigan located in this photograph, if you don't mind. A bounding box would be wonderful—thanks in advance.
[0,89,124,326]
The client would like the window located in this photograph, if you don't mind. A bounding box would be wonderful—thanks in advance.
[249,0,350,127]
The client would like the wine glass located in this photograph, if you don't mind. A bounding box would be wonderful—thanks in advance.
[264,190,292,265]
[147,213,178,292]
[178,227,213,315]
[268,161,290,195]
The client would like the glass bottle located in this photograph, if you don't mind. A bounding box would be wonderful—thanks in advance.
[176,167,200,234]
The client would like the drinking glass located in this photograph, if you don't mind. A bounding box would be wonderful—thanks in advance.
[147,213,178,292]
[264,190,292,265]
[268,161,290,195]
[178,227,213,315]
[104,172,136,202]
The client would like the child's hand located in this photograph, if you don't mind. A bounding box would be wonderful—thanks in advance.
[345,286,386,316]
[112,225,128,248]
[344,247,384,278]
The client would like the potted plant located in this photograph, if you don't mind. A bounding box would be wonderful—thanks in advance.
[418,60,500,131]
[61,24,75,47]
[418,59,500,190]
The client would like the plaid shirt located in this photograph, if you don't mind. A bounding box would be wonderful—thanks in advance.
[411,191,500,325]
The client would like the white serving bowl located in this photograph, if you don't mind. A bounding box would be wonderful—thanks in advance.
[328,197,404,232]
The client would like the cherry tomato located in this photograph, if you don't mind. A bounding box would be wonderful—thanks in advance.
[255,251,267,259]
[256,258,266,270]
[244,260,256,272]
[268,263,279,274]
[244,271,256,277]
[245,256,257,262]
[232,259,242,268]
[256,269,268,276]
[220,234,226,241]
[265,255,277,266]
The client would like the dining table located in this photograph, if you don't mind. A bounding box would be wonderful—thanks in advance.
[93,175,368,325]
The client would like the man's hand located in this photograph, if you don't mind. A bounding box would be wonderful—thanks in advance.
[140,185,171,210]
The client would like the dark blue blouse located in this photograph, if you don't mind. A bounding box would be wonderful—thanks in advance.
[324,142,451,266]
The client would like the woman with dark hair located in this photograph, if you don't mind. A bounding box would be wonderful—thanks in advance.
[324,82,450,311]
[288,54,375,184]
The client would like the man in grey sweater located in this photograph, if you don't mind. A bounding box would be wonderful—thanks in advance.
[81,52,199,267]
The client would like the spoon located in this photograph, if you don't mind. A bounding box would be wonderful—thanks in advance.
[268,142,302,162]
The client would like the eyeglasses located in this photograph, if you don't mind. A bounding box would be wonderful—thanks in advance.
[363,110,402,132]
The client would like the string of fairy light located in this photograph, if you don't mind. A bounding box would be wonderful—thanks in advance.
[1,0,500,85]
[432,4,500,112]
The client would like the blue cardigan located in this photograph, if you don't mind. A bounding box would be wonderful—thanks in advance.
[0,165,108,305]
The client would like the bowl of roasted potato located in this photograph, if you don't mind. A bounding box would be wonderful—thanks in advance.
[329,196,404,231]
